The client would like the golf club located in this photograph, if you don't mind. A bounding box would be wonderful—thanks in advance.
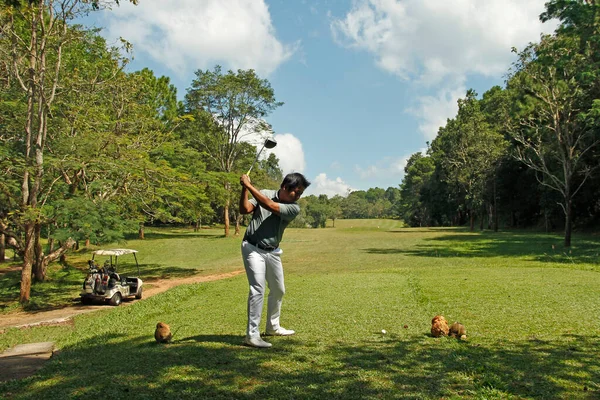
[247,138,277,175]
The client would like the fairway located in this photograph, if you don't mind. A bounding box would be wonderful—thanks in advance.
[1,221,600,399]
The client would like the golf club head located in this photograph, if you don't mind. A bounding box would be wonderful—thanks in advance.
[247,138,277,175]
[264,138,277,149]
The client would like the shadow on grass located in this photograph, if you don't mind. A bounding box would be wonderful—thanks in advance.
[365,231,600,265]
[0,266,84,312]
[124,231,225,241]
[2,332,598,399]
[137,264,201,280]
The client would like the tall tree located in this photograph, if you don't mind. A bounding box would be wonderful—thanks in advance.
[399,152,435,226]
[508,31,600,246]
[431,90,508,230]
[480,86,515,231]
[184,66,283,237]
[0,0,137,302]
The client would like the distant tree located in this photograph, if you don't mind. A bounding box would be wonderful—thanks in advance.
[304,195,330,228]
[342,191,370,219]
[328,195,344,227]
[384,187,401,219]
[399,152,435,226]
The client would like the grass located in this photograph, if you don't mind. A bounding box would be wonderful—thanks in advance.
[1,220,600,399]
[0,226,242,313]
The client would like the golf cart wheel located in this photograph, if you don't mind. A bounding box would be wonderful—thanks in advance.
[135,286,143,300]
[108,292,122,306]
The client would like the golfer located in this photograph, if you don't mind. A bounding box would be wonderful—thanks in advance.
[239,172,310,348]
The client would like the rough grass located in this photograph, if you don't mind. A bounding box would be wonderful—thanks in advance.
[1,220,600,399]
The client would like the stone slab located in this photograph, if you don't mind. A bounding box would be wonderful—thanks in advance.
[0,342,55,382]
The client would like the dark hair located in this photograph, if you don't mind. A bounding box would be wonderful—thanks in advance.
[281,172,310,190]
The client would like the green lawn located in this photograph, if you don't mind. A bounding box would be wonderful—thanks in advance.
[1,221,600,399]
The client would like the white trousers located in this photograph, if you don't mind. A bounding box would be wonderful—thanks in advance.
[241,241,285,339]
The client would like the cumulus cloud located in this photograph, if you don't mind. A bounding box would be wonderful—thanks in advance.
[236,124,305,176]
[306,173,355,197]
[269,133,306,175]
[330,0,557,84]
[331,0,558,142]
[354,154,410,181]
[101,0,296,77]
[406,86,466,141]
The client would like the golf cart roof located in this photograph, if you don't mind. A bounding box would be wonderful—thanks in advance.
[92,249,140,275]
[93,249,138,256]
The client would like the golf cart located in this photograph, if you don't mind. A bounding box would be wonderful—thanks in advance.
[80,249,143,306]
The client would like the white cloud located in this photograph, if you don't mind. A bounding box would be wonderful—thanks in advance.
[406,86,466,141]
[238,128,305,176]
[330,0,557,84]
[269,133,306,175]
[354,154,410,181]
[331,0,558,146]
[306,173,355,197]
[101,0,296,77]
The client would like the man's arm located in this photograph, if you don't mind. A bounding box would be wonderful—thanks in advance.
[240,174,281,214]
[239,185,255,215]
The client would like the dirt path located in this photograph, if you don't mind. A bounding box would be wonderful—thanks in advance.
[0,270,244,331]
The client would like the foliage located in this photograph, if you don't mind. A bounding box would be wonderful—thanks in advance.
[397,1,600,241]
[430,90,508,230]
[508,25,600,246]
[182,66,284,236]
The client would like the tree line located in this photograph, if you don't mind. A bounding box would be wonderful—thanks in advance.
[0,0,283,302]
[397,0,600,248]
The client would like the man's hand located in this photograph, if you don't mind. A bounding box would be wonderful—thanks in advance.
[240,174,252,188]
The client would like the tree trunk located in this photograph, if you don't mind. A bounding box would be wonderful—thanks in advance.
[469,210,475,231]
[139,223,145,240]
[235,213,241,236]
[223,181,231,237]
[564,198,572,247]
[224,198,230,237]
[493,178,499,232]
[20,223,36,303]
[42,238,76,274]
[480,205,485,231]
[33,223,44,281]
[0,233,5,263]
[85,238,90,247]
[194,219,200,232]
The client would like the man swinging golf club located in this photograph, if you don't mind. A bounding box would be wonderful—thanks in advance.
[239,139,310,348]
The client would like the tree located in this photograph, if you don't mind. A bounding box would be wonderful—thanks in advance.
[341,191,368,219]
[328,195,344,227]
[304,194,330,228]
[184,66,283,237]
[0,0,137,302]
[431,90,508,231]
[399,152,435,226]
[480,86,515,231]
[508,31,600,246]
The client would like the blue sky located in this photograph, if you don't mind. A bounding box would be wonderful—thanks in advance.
[88,0,557,196]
